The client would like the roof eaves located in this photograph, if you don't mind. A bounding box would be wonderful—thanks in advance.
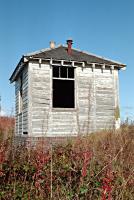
[9,56,25,83]
[71,47,126,67]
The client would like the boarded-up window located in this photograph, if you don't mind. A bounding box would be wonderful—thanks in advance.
[52,66,75,108]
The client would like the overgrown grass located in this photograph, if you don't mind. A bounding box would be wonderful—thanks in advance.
[0,116,14,141]
[0,118,134,199]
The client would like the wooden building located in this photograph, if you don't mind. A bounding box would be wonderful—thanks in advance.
[10,40,126,137]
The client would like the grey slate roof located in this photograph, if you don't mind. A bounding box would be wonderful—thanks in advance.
[10,45,126,83]
[25,45,126,66]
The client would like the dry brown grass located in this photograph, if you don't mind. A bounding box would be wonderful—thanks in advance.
[0,116,14,141]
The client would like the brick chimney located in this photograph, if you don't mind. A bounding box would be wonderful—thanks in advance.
[67,39,73,55]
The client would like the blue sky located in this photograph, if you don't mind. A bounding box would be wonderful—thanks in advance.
[0,0,134,120]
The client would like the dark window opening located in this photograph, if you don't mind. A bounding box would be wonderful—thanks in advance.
[68,67,74,78]
[52,66,75,108]
[53,66,74,79]
[23,131,28,135]
[53,66,59,77]
[60,67,67,78]
[53,79,74,108]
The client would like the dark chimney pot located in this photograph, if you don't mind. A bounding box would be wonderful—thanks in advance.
[67,39,73,55]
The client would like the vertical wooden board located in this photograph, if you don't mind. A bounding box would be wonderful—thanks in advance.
[15,80,20,135]
[114,69,120,128]
[114,69,120,108]
[22,66,28,134]
[28,62,33,136]
[18,113,22,134]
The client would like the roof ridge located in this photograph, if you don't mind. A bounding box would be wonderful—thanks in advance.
[24,44,63,57]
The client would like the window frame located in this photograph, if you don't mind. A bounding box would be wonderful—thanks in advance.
[52,65,76,110]
[52,66,75,80]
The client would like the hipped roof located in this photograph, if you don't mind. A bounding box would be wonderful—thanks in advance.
[10,45,126,83]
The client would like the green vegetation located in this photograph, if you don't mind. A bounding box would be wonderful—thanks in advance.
[0,117,134,199]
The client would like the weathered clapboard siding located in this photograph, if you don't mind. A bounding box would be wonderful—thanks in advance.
[10,42,125,139]
[76,67,94,133]
[15,79,20,135]
[15,62,120,136]
[28,63,51,136]
[47,110,78,136]
[26,63,118,137]
[76,66,116,133]
[95,69,115,130]
[28,63,78,136]
[22,66,28,133]
[15,65,28,135]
